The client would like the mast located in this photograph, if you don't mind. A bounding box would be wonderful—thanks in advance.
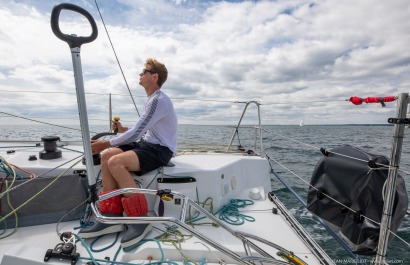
[109,93,112,132]
[373,92,408,264]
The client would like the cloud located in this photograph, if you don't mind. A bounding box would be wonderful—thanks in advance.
[0,0,409,126]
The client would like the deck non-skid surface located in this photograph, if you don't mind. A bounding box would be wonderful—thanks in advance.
[1,199,320,264]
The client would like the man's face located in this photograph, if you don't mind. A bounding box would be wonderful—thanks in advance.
[139,67,156,87]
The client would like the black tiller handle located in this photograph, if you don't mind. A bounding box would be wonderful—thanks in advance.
[50,3,98,48]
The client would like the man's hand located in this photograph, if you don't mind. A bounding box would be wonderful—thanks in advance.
[112,120,128,133]
[91,140,111,154]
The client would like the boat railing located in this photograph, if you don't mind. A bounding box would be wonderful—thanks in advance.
[91,188,310,265]
[228,101,265,157]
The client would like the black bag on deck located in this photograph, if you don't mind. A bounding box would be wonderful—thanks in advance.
[307,145,408,255]
[1,174,88,228]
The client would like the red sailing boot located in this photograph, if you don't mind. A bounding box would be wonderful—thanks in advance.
[78,190,125,238]
[121,193,148,217]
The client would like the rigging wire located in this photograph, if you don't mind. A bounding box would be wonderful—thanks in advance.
[0,114,107,122]
[92,0,140,117]
[0,111,98,134]
[0,89,130,96]
[0,111,81,132]
[0,89,355,105]
[262,99,347,105]
[267,128,410,175]
[1,90,365,129]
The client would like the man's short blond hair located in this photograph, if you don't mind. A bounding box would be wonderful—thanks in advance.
[146,58,168,88]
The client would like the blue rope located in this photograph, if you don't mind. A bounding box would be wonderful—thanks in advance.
[74,234,99,265]
[90,232,120,252]
[218,199,255,225]
[73,206,94,230]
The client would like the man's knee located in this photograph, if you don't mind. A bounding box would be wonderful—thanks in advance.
[107,151,141,173]
[101,148,122,164]
[107,155,124,171]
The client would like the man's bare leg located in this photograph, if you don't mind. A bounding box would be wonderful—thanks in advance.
[100,148,124,191]
[107,150,142,197]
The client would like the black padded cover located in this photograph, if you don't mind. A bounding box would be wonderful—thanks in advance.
[307,145,408,255]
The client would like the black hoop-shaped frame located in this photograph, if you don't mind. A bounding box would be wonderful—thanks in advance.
[51,3,98,48]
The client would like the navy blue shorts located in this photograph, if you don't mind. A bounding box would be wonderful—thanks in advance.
[118,140,173,176]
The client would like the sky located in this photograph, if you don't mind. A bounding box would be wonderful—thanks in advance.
[0,0,410,126]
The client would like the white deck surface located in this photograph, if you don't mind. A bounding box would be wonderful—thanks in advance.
[0,200,323,264]
[0,141,333,265]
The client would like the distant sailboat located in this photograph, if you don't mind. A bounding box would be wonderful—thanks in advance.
[300,120,304,126]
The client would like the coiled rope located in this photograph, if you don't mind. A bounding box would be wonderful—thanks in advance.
[217,199,255,225]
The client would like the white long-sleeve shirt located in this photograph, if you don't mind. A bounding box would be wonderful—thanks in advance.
[109,90,178,155]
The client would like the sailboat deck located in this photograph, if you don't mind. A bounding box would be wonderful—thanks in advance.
[0,141,333,265]
[1,197,322,264]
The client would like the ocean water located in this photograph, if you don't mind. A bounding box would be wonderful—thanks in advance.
[1,124,409,263]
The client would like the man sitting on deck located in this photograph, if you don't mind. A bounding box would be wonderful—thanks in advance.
[78,58,178,250]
